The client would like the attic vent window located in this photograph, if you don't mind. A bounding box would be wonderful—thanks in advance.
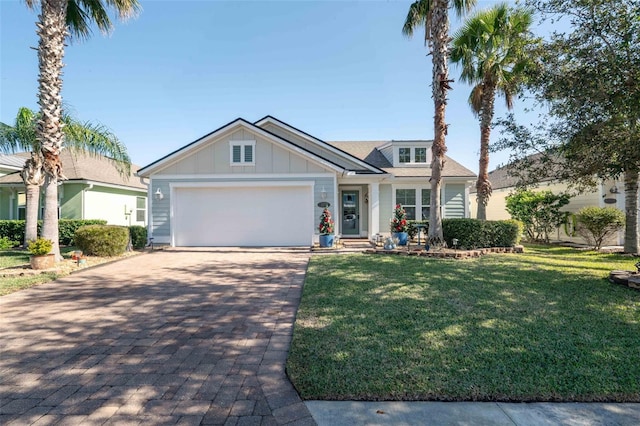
[229,140,256,166]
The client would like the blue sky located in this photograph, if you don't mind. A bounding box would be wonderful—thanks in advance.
[1,0,540,172]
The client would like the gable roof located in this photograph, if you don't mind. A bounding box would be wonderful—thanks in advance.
[328,141,476,178]
[138,118,371,177]
[254,116,387,174]
[0,151,146,190]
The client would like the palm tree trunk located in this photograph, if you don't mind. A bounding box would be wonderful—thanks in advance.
[428,0,451,246]
[20,153,45,246]
[36,0,68,261]
[623,170,639,254]
[476,84,495,220]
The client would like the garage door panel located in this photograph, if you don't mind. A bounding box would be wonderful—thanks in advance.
[174,186,312,246]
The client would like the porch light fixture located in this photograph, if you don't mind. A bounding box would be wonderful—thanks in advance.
[154,188,164,200]
[320,186,327,200]
[609,185,619,194]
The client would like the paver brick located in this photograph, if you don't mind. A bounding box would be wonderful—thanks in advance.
[0,249,314,426]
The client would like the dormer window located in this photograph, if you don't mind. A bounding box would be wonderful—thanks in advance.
[229,140,256,166]
[399,148,411,163]
[396,146,429,165]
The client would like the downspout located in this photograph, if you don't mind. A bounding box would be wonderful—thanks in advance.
[82,183,93,219]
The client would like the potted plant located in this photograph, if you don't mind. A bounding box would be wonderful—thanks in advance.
[390,204,409,246]
[27,238,54,270]
[318,208,335,247]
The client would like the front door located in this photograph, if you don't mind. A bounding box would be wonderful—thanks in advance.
[341,190,359,236]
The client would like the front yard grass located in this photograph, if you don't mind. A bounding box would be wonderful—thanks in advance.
[287,245,640,402]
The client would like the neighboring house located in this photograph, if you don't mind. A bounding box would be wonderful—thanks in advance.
[0,151,147,227]
[137,116,476,247]
[471,161,627,245]
[0,153,26,177]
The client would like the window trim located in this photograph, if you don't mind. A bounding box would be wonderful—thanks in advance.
[398,147,411,164]
[229,140,256,166]
[392,184,441,221]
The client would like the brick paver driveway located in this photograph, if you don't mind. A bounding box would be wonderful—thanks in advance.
[0,248,316,426]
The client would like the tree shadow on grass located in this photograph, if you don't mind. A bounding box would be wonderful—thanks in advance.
[288,253,640,402]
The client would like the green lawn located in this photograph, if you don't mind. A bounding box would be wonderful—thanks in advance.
[287,245,640,402]
[0,247,75,296]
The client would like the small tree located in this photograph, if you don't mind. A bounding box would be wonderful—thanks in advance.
[318,208,335,235]
[505,189,571,243]
[576,207,625,250]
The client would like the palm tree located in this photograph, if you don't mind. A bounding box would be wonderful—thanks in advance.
[451,3,535,219]
[403,0,476,246]
[0,107,131,246]
[25,0,140,259]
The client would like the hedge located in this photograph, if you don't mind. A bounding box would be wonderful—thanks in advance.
[74,225,129,256]
[129,225,148,249]
[442,218,522,249]
[0,219,108,246]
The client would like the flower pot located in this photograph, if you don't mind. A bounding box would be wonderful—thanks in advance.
[393,232,409,246]
[30,254,55,270]
[319,234,334,248]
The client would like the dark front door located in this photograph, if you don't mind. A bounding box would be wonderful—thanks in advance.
[341,190,359,236]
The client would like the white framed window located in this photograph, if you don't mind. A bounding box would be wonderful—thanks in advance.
[398,148,411,163]
[136,197,146,222]
[17,192,26,220]
[393,185,439,221]
[229,140,256,166]
[415,147,427,163]
[396,189,416,220]
[421,189,431,219]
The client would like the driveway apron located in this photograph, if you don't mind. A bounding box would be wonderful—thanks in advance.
[0,248,316,426]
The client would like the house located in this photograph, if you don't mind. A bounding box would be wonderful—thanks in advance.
[137,116,476,247]
[0,151,148,227]
[470,160,627,245]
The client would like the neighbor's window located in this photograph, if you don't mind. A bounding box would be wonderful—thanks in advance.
[396,189,416,220]
[136,197,146,222]
[229,140,256,166]
[421,189,431,220]
[398,147,411,163]
[415,147,427,163]
[17,192,26,220]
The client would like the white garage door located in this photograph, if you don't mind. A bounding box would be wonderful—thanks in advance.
[173,185,313,246]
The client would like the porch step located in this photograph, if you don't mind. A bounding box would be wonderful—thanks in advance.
[340,239,374,248]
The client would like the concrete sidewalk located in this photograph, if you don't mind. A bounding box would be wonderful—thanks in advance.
[306,400,640,425]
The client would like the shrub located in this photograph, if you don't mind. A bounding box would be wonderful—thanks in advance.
[58,220,107,245]
[576,207,625,250]
[0,221,26,244]
[0,219,107,246]
[27,238,53,256]
[505,189,571,243]
[441,219,521,249]
[74,225,129,256]
[129,225,148,249]
[0,236,18,250]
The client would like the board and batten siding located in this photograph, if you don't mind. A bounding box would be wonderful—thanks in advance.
[150,176,336,242]
[154,128,327,176]
[260,123,366,171]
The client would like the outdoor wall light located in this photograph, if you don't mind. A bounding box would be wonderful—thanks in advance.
[320,186,327,200]
[154,188,164,200]
[609,185,619,194]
